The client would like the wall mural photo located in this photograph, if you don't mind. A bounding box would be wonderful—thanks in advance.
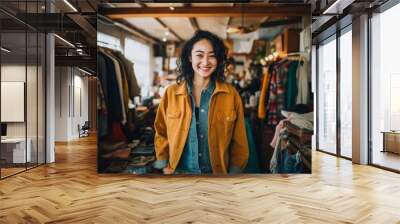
[96,2,313,175]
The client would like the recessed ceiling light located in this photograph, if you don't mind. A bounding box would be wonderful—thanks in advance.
[169,6,175,11]
[162,37,167,42]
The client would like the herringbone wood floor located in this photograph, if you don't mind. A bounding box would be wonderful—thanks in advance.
[1,135,400,224]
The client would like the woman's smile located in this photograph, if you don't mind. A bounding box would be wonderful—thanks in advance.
[191,38,217,78]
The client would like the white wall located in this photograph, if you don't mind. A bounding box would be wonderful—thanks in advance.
[1,63,45,164]
[55,67,89,141]
[55,66,69,141]
[1,65,35,138]
[71,72,89,138]
[1,65,26,139]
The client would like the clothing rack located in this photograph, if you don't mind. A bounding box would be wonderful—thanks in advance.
[98,41,122,52]
[287,51,308,56]
[287,52,309,62]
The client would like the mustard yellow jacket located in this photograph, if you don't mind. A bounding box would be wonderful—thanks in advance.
[154,80,249,174]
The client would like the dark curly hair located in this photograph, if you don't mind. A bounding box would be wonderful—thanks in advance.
[176,30,227,86]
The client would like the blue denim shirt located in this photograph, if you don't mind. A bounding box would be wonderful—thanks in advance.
[174,81,215,174]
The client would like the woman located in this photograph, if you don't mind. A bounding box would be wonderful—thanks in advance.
[154,30,249,174]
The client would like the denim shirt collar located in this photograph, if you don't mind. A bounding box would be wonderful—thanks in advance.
[187,80,215,95]
[175,79,230,96]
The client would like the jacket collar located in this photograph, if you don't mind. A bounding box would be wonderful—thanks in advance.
[175,80,230,95]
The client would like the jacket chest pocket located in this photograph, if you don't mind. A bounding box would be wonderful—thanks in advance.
[216,110,237,140]
[166,111,182,130]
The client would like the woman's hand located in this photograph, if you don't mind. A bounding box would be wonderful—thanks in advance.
[162,167,174,175]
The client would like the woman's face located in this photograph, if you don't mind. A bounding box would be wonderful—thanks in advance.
[190,38,217,79]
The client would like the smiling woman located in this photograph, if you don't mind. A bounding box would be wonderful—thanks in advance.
[97,2,313,175]
[153,30,249,175]
[176,31,227,87]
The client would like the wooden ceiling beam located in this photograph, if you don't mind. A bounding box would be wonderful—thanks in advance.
[155,18,183,42]
[100,5,311,18]
[226,3,236,39]
[115,19,161,44]
[189,18,199,32]
[137,2,183,42]
[186,3,199,32]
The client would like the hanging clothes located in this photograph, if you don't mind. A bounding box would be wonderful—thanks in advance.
[98,51,123,123]
[97,47,142,140]
[276,60,288,113]
[244,117,261,173]
[266,64,278,125]
[97,53,109,137]
[111,52,132,127]
[285,61,299,110]
[257,67,270,119]
[100,49,127,125]
[296,57,309,105]
[263,58,310,126]
[114,52,141,97]
[97,78,108,137]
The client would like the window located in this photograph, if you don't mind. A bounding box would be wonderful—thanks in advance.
[0,2,46,179]
[317,36,337,154]
[371,2,400,171]
[339,28,352,158]
[124,37,151,97]
[97,32,121,52]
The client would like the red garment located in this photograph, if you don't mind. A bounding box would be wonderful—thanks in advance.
[111,122,127,142]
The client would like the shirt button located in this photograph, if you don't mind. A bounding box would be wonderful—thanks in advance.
[200,134,204,138]
[199,153,202,157]
[201,109,205,113]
